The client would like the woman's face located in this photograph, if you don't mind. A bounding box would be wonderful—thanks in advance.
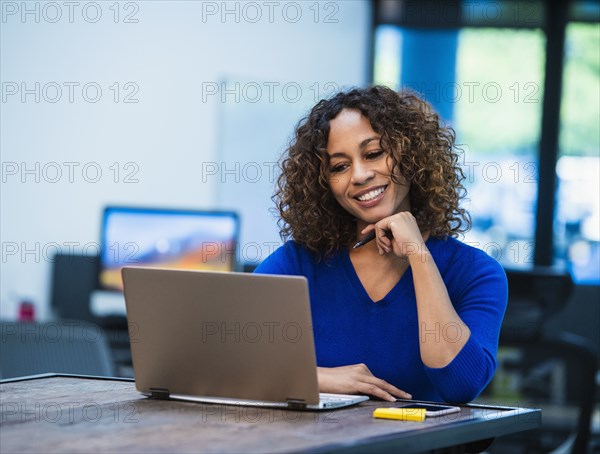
[326,108,410,232]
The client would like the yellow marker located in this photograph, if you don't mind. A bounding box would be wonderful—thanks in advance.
[373,407,426,422]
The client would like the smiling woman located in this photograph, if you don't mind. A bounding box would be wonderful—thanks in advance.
[255,86,508,404]
[274,86,469,257]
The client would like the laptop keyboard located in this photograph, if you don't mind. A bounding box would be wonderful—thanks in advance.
[320,395,352,403]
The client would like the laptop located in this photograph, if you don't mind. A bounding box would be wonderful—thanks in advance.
[121,266,369,410]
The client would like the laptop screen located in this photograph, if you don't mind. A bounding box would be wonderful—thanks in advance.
[99,206,239,291]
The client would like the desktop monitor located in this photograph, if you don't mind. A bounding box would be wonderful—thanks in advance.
[99,206,239,291]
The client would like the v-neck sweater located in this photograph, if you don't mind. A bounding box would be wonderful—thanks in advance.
[254,236,508,403]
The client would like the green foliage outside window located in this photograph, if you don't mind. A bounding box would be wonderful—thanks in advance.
[560,23,600,157]
[454,28,546,155]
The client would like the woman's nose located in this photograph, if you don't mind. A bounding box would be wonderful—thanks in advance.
[350,162,375,185]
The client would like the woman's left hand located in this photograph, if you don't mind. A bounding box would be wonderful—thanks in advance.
[361,212,428,258]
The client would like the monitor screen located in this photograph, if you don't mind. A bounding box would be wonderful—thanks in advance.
[99,207,239,291]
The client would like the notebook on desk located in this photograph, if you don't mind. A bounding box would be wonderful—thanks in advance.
[121,267,369,410]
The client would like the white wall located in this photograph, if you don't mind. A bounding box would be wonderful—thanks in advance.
[0,1,371,320]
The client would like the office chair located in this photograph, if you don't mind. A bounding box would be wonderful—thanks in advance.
[488,267,598,454]
[50,252,133,376]
[0,320,115,379]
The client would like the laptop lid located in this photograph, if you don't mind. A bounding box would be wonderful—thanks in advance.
[122,267,320,405]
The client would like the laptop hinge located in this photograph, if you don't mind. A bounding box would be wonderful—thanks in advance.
[286,398,307,410]
[149,388,170,400]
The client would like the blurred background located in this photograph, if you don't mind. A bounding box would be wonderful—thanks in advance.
[1,1,599,452]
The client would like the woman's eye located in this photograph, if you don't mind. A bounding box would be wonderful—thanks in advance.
[329,164,347,173]
[366,150,384,160]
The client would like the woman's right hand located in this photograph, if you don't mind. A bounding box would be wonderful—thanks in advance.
[317,364,412,402]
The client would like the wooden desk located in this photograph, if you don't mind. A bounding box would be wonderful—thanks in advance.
[0,375,541,453]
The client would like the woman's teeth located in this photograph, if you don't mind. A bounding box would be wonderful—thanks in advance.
[357,187,385,202]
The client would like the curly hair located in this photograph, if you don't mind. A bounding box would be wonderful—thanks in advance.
[274,85,470,257]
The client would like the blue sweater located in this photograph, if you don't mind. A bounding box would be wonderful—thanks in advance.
[255,237,508,403]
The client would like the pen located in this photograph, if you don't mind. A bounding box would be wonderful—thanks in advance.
[352,231,376,249]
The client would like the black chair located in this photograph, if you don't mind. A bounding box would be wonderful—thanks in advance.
[488,267,598,454]
[0,320,115,379]
[49,253,132,376]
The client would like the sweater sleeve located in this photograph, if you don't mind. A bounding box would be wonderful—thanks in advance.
[423,248,508,403]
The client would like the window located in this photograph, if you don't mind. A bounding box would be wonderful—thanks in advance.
[556,23,600,282]
[375,26,546,269]
[455,28,545,269]
[374,25,402,90]
[372,1,599,282]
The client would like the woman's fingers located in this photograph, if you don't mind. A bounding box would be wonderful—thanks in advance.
[358,213,424,257]
[359,377,412,402]
[318,364,412,402]
[371,224,390,254]
[369,212,424,257]
[360,225,375,235]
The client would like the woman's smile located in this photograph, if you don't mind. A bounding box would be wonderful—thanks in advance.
[352,184,388,207]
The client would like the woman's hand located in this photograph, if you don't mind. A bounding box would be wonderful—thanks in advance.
[317,364,412,402]
[361,212,428,258]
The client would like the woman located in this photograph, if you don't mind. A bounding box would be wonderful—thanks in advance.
[255,85,507,403]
